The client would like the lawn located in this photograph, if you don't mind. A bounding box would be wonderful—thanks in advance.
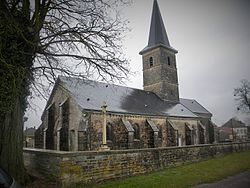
[76,150,250,188]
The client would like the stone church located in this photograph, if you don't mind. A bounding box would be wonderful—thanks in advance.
[35,0,214,151]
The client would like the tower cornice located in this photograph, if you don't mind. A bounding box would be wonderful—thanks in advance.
[139,43,178,55]
[140,0,177,55]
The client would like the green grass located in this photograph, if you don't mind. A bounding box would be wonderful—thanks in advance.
[76,151,250,188]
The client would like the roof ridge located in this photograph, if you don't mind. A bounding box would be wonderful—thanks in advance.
[59,75,160,95]
[56,76,197,118]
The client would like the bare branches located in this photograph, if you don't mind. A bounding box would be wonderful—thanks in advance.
[1,0,131,109]
[234,79,250,113]
[27,0,131,100]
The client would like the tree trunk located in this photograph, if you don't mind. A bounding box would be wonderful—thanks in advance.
[0,97,25,184]
[0,1,35,184]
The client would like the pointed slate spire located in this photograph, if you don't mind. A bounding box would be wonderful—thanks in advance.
[140,0,177,54]
[148,0,170,47]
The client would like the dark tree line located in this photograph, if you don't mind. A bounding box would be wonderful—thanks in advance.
[0,0,130,183]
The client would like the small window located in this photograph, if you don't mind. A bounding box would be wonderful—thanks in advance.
[167,56,171,66]
[149,57,153,67]
[106,123,113,141]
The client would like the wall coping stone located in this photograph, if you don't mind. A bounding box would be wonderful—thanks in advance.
[24,141,250,157]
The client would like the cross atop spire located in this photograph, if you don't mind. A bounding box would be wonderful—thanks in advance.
[140,0,177,54]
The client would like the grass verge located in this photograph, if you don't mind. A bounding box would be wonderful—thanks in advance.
[77,150,250,188]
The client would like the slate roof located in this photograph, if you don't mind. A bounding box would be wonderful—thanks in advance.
[24,127,36,136]
[58,76,198,118]
[180,98,212,115]
[140,0,177,54]
[222,118,246,128]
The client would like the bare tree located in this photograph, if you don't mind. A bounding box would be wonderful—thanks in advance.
[0,0,130,183]
[244,117,250,126]
[234,79,250,113]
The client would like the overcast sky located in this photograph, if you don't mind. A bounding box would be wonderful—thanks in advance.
[25,0,250,128]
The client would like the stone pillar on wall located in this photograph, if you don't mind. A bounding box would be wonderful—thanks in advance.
[69,129,76,151]
[69,130,78,151]
[43,128,47,149]
[198,122,206,144]
[193,125,198,145]
[166,119,178,147]
[122,119,135,149]
[56,130,60,150]
[204,123,208,144]
[147,119,159,148]
[43,110,48,149]
[128,132,134,149]
[153,132,159,148]
[56,105,62,151]
[185,123,193,145]
[200,118,210,144]
[75,130,78,151]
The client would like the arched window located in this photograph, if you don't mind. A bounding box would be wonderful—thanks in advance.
[167,56,171,66]
[133,123,140,140]
[149,57,153,67]
[106,123,113,141]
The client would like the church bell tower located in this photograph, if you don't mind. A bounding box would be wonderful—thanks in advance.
[139,0,179,102]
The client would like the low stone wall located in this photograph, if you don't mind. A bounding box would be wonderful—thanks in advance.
[24,142,250,187]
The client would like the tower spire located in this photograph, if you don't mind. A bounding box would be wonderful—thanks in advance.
[140,0,177,54]
[139,0,179,102]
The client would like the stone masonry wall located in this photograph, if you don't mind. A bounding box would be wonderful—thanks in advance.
[88,114,184,151]
[142,47,179,101]
[24,142,250,187]
[36,83,83,151]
